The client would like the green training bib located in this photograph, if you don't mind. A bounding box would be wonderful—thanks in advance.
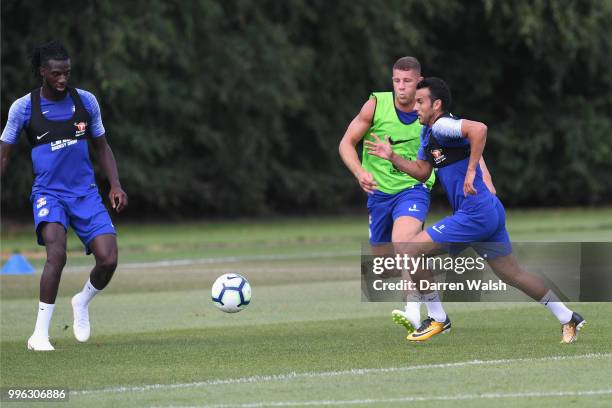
[362,92,435,194]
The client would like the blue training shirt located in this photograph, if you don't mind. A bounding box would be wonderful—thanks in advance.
[417,116,494,212]
[1,89,105,197]
[396,108,419,124]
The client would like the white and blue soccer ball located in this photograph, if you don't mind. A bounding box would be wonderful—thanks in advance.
[211,273,251,313]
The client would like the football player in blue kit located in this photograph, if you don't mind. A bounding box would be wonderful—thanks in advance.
[0,41,128,350]
[366,77,584,343]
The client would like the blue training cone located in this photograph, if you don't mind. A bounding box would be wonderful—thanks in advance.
[1,253,35,275]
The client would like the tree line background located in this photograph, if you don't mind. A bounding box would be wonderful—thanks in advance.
[2,0,611,219]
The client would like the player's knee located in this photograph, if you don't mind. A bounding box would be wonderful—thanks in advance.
[46,246,67,269]
[91,252,117,290]
[96,250,118,272]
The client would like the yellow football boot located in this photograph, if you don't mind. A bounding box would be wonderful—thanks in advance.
[561,312,586,344]
[407,316,451,342]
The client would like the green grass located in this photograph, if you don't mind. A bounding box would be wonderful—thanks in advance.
[1,208,611,407]
[2,281,611,407]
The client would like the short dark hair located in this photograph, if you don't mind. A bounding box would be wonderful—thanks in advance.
[31,40,70,77]
[393,56,421,73]
[416,77,452,112]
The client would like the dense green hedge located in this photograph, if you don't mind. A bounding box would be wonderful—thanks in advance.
[2,0,611,217]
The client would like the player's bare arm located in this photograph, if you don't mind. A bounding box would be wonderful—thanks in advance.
[0,141,13,176]
[91,135,128,212]
[339,98,377,193]
[460,119,487,196]
[479,157,496,195]
[365,132,432,182]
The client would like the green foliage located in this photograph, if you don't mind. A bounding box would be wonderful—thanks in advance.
[2,0,611,217]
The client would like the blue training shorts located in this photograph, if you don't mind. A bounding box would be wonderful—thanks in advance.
[367,184,430,244]
[31,191,116,254]
[426,197,512,259]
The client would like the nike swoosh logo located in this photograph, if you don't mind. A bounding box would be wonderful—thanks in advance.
[389,138,416,145]
[42,111,49,114]
[37,131,50,140]
[411,328,434,337]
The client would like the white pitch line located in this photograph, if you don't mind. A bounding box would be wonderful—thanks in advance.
[63,250,360,273]
[155,389,612,408]
[70,352,612,396]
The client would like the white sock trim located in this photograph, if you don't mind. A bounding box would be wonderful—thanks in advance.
[539,290,553,305]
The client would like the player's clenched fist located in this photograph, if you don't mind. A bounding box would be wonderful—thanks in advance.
[356,169,377,194]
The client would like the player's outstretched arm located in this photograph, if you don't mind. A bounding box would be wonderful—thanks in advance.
[91,135,128,212]
[339,98,377,194]
[461,120,487,196]
[365,133,432,182]
[0,142,13,177]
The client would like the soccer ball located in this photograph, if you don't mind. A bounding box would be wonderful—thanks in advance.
[211,273,251,313]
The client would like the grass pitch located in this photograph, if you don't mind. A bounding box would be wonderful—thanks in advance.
[1,208,612,407]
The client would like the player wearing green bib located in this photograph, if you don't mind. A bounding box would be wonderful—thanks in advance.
[339,57,436,332]
[362,91,435,194]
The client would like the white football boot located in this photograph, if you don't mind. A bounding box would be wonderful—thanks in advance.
[71,295,91,342]
[27,336,55,351]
